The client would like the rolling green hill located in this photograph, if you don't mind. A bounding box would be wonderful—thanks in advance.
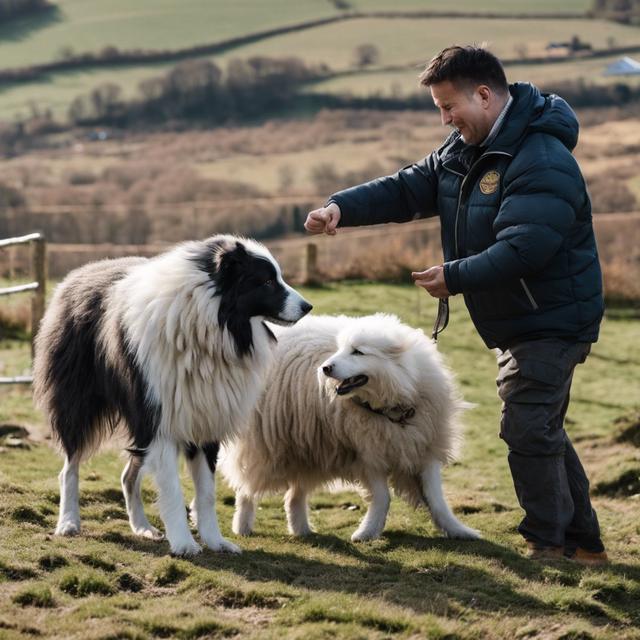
[0,9,640,121]
[0,0,594,70]
[1,5,638,123]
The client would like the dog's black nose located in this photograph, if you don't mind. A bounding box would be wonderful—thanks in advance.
[322,364,333,376]
[301,301,313,315]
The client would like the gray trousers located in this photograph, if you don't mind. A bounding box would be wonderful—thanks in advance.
[496,338,604,552]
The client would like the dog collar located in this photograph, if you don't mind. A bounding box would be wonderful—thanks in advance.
[351,397,415,425]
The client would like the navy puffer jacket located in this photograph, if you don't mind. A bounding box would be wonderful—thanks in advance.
[330,83,604,349]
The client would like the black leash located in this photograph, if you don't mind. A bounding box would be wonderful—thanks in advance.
[431,297,450,341]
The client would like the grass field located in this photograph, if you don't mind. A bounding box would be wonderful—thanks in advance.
[1,2,637,122]
[1,282,639,639]
[0,0,339,69]
[2,48,640,123]
[212,17,640,69]
[0,0,593,69]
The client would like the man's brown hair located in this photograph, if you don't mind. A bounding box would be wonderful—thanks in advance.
[419,45,508,94]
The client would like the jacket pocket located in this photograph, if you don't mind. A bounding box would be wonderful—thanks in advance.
[519,278,538,310]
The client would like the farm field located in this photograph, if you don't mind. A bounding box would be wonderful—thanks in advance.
[307,53,640,98]
[0,282,639,639]
[3,107,637,209]
[2,49,640,123]
[1,5,638,122]
[0,0,338,69]
[210,17,640,69]
[0,0,594,70]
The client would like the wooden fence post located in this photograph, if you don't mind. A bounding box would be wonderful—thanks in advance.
[303,242,319,285]
[31,235,46,359]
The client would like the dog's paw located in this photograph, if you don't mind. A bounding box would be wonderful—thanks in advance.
[202,536,242,554]
[445,524,482,540]
[232,520,253,537]
[169,537,202,557]
[55,520,81,536]
[350,527,382,542]
[134,525,164,541]
[288,522,313,537]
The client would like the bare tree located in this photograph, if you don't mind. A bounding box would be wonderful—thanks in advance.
[354,43,380,68]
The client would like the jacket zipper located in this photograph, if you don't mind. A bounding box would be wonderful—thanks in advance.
[444,150,512,259]
[520,278,539,310]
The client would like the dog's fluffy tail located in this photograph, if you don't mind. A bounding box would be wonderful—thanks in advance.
[33,259,146,460]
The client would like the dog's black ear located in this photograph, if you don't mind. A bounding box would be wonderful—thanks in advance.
[215,241,251,287]
[233,241,248,257]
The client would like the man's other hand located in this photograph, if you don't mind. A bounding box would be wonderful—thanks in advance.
[304,202,341,235]
[412,265,451,298]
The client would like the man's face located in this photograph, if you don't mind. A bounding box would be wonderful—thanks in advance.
[430,80,494,145]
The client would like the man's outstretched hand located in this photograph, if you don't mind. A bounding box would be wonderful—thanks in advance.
[412,265,450,298]
[304,202,341,235]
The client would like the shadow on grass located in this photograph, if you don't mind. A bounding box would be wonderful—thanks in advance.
[119,530,634,628]
[52,511,640,629]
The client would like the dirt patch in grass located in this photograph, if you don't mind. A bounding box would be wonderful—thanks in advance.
[11,505,49,527]
[181,620,239,639]
[77,553,116,572]
[302,607,410,634]
[117,572,144,593]
[0,424,30,439]
[153,560,189,586]
[614,409,640,448]
[0,560,37,581]
[594,467,640,498]
[215,588,281,609]
[101,530,128,544]
[143,621,179,638]
[38,554,68,571]
[12,585,55,608]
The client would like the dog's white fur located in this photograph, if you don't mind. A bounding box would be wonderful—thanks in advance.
[221,314,480,542]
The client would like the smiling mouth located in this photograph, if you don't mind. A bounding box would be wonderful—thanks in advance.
[336,375,369,395]
[264,316,296,326]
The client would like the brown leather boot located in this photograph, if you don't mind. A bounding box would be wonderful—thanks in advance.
[565,547,609,566]
[525,541,565,561]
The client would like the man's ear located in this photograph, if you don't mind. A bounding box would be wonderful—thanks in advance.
[477,84,492,106]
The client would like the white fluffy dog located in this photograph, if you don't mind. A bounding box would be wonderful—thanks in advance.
[221,314,480,542]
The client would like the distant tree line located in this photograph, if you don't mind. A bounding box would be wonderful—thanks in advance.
[591,0,640,24]
[65,58,640,129]
[0,0,52,20]
[67,57,328,126]
[304,80,640,112]
[544,79,640,108]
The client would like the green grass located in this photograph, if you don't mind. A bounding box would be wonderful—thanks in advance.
[0,0,340,69]
[0,0,593,71]
[2,8,638,121]
[211,17,640,70]
[1,282,639,638]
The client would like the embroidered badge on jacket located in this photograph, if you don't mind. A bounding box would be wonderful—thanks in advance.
[479,171,500,195]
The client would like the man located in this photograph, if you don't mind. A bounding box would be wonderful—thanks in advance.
[304,45,606,564]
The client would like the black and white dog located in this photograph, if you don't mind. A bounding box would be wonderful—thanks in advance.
[33,235,311,556]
